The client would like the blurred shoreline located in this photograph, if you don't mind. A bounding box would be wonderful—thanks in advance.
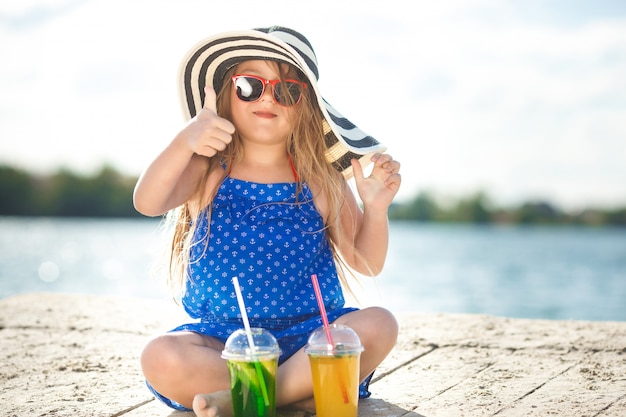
[2,164,625,225]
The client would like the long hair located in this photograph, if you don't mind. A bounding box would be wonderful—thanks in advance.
[162,62,359,297]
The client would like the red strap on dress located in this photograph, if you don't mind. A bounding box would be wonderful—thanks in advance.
[288,155,299,182]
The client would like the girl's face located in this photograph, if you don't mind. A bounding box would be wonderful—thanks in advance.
[229,60,298,147]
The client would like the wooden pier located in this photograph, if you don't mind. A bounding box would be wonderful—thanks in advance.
[2,293,625,416]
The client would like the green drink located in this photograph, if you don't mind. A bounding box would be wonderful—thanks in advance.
[227,358,277,417]
[222,328,281,417]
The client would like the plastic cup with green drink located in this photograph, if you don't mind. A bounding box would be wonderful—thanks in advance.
[222,328,281,417]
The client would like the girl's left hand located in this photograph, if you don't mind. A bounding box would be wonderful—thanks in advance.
[351,153,401,213]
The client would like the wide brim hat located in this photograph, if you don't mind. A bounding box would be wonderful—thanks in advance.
[178,26,385,178]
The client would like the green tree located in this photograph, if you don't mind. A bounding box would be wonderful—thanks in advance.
[390,192,439,221]
[44,165,138,217]
[518,201,561,224]
[444,192,492,223]
[0,165,36,215]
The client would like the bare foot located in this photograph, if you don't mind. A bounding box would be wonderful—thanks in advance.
[192,390,233,417]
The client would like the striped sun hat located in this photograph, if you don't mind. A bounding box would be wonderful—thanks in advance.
[178,25,385,177]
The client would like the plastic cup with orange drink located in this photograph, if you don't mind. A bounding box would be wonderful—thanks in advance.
[305,324,363,417]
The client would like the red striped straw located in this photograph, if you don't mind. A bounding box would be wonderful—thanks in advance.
[311,274,334,347]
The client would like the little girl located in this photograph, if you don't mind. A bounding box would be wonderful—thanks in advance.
[133,26,401,417]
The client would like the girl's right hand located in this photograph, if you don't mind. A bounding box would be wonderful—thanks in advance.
[182,86,235,157]
[133,87,235,216]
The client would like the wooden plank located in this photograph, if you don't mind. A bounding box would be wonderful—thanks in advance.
[413,348,578,416]
[0,292,188,333]
[596,395,626,417]
[393,313,626,352]
[121,399,190,417]
[371,322,438,381]
[498,350,626,416]
[0,293,180,417]
[3,294,626,417]
[366,345,498,412]
[0,327,153,417]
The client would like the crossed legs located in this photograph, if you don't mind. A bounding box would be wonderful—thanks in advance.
[141,307,398,417]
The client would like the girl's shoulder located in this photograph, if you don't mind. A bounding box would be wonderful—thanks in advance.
[307,177,354,223]
[206,162,227,193]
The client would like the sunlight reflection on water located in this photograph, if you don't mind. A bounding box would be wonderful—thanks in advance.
[1,217,625,321]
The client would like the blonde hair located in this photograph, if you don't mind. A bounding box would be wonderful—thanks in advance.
[162,61,359,298]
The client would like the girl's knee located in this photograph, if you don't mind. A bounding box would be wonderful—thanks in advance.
[340,307,398,349]
[364,306,398,343]
[140,334,182,379]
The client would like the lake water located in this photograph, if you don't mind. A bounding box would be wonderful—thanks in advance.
[1,217,624,321]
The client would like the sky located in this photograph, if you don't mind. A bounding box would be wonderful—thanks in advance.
[1,0,625,210]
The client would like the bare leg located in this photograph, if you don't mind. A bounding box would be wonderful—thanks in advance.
[141,331,229,409]
[148,307,397,416]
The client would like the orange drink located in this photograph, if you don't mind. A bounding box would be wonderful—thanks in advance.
[308,352,360,417]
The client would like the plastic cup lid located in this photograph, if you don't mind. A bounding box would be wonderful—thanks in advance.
[221,328,281,361]
[305,324,363,355]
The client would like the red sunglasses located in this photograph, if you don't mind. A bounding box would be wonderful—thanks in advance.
[231,74,307,107]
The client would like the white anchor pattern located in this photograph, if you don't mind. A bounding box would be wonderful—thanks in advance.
[171,177,357,359]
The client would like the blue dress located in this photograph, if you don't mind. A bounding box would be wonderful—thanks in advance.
[148,175,372,410]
